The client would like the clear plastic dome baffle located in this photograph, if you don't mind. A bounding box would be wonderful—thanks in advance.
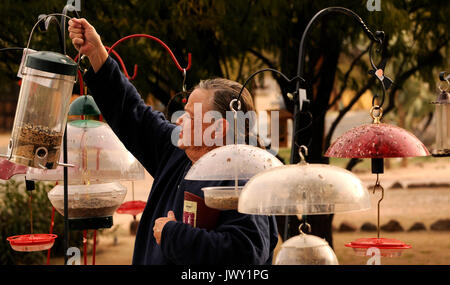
[185,144,282,211]
[48,182,127,219]
[185,144,283,181]
[6,51,77,169]
[26,120,145,184]
[238,147,370,215]
[275,225,339,265]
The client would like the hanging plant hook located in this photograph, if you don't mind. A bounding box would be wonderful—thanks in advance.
[182,68,187,92]
[236,68,306,108]
[107,34,192,83]
[372,173,385,239]
[298,222,311,235]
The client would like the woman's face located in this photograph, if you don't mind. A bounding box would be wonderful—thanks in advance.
[175,88,225,150]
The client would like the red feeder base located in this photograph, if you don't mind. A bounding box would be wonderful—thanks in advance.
[345,237,411,258]
[7,234,57,252]
[116,200,146,216]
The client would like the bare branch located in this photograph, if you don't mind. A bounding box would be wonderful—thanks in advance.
[324,78,375,149]
[247,48,277,69]
[235,53,247,82]
[328,44,370,109]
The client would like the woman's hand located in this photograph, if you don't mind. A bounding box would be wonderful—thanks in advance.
[153,211,176,245]
[68,18,108,72]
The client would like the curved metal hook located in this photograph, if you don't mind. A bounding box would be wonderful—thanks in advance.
[439,71,449,82]
[372,173,384,239]
[368,31,385,71]
[60,4,81,54]
[298,222,311,235]
[298,145,309,164]
[23,13,81,79]
[182,68,187,92]
[104,46,138,81]
[107,34,192,73]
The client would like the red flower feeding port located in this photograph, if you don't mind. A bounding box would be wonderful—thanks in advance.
[116,200,146,217]
[7,234,57,252]
[345,237,411,258]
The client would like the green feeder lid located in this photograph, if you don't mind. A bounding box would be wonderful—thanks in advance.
[69,119,103,128]
[69,95,101,116]
[25,51,78,76]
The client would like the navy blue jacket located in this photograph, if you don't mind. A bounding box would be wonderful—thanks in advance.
[84,56,278,265]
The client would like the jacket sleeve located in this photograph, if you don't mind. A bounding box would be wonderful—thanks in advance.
[160,211,276,265]
[83,56,177,177]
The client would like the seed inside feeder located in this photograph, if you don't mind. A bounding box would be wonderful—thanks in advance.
[12,123,62,168]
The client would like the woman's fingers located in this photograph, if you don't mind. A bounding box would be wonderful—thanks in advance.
[72,37,84,47]
[68,19,82,29]
[69,31,82,39]
[68,26,83,34]
[70,18,91,30]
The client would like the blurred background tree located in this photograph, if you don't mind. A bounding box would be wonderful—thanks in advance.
[0,0,449,247]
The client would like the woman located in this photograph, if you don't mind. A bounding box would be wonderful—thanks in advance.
[68,18,278,265]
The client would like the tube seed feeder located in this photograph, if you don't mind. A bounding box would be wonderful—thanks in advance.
[432,72,450,157]
[5,50,77,169]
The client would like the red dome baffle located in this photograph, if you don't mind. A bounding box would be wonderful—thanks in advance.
[345,237,411,258]
[7,234,57,252]
[116,200,146,216]
[325,123,430,158]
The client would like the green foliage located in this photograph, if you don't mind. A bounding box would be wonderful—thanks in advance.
[0,179,83,265]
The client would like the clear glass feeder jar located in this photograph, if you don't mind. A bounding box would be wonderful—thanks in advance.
[7,51,77,169]
[48,182,127,219]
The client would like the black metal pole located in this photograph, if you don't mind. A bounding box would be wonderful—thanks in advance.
[58,5,80,264]
[63,125,69,265]
[38,13,71,265]
[284,7,384,242]
[290,6,382,165]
